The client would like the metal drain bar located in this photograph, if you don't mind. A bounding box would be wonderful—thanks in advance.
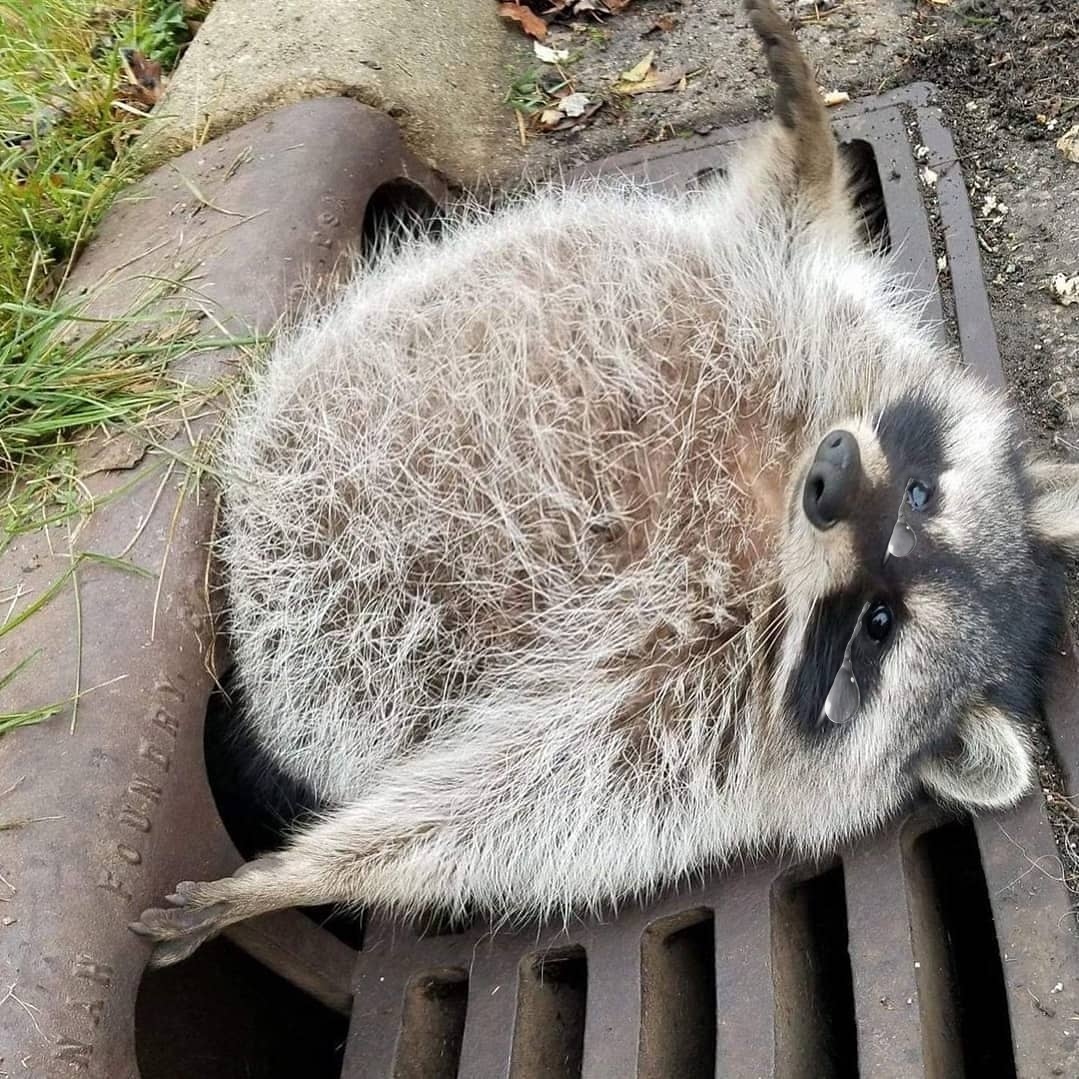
[340,86,1079,1079]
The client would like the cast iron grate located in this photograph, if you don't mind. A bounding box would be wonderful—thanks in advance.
[335,85,1079,1079]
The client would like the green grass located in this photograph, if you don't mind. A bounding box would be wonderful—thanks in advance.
[0,2,204,309]
[0,3,227,735]
[0,2,215,513]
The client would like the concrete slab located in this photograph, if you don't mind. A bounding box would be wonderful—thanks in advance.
[141,0,526,186]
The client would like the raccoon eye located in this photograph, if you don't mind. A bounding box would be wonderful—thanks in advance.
[864,603,893,642]
[907,481,932,511]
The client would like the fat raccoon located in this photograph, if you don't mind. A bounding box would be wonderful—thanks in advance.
[133,0,1079,966]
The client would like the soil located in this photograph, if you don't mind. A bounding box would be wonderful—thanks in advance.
[513,0,1079,905]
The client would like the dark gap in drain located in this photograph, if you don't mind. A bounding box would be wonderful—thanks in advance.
[510,946,588,1079]
[203,672,364,949]
[638,907,716,1079]
[690,164,727,190]
[393,968,469,1079]
[361,179,443,261]
[771,864,859,1079]
[414,909,476,937]
[904,819,1018,1079]
[136,936,347,1078]
[839,139,891,253]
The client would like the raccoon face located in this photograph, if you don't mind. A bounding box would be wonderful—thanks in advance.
[772,370,1079,816]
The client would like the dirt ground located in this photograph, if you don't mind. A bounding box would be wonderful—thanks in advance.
[512,0,1079,897]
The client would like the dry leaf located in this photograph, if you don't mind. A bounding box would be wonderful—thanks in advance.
[822,90,850,107]
[539,108,564,127]
[1056,124,1079,165]
[560,91,591,116]
[78,432,148,477]
[644,12,678,35]
[604,0,635,10]
[619,50,655,84]
[121,49,165,108]
[533,41,570,63]
[499,2,548,40]
[616,63,690,96]
[1050,273,1079,306]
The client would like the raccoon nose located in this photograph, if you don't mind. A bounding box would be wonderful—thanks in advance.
[803,429,862,530]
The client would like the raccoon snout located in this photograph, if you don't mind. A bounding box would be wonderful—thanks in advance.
[803,430,862,530]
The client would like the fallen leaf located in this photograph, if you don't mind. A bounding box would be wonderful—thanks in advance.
[615,63,691,96]
[539,108,564,127]
[619,50,655,84]
[1056,124,1079,165]
[920,166,938,187]
[120,49,165,108]
[560,91,591,116]
[604,0,635,10]
[499,2,548,40]
[1050,273,1079,307]
[533,41,570,63]
[643,12,678,35]
[78,432,148,476]
[822,90,850,107]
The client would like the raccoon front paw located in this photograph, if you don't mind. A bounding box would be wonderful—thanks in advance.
[130,881,232,968]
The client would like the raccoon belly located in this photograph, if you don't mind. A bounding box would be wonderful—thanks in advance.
[221,396,756,805]
[219,195,783,806]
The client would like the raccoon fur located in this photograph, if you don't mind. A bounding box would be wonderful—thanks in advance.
[132,0,1079,966]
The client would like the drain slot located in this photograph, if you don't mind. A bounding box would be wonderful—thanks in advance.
[393,968,469,1079]
[136,937,347,1078]
[904,820,1018,1079]
[771,864,859,1079]
[638,908,716,1079]
[838,139,891,253]
[510,946,588,1079]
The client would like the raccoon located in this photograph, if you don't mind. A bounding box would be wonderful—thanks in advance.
[132,0,1079,967]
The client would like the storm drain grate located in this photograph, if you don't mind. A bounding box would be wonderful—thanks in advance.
[338,85,1079,1079]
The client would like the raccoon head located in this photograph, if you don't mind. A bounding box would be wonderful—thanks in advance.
[773,370,1079,818]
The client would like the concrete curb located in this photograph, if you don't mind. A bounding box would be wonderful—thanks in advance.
[139,0,525,187]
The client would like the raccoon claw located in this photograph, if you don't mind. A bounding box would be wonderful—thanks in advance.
[164,880,200,906]
[130,896,232,968]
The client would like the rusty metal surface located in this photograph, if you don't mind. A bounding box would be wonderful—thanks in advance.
[340,87,1079,1079]
[0,98,443,1078]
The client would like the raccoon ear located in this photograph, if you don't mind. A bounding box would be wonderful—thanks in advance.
[1028,459,1079,555]
[917,704,1034,811]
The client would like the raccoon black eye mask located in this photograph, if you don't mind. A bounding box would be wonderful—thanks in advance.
[821,479,925,725]
[130,0,1079,969]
